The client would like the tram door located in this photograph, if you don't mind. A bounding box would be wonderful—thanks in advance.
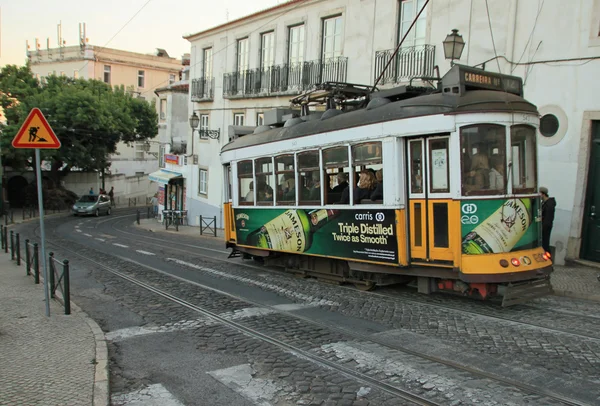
[407,136,455,264]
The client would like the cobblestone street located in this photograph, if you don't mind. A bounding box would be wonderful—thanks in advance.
[7,214,600,406]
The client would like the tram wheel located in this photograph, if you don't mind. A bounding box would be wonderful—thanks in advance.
[354,282,375,291]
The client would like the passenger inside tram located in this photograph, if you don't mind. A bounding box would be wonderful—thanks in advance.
[370,169,383,201]
[464,143,490,191]
[245,181,254,202]
[338,169,377,204]
[489,155,505,190]
[309,173,331,201]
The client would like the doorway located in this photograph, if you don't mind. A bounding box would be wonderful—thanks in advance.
[407,135,454,264]
[581,121,600,261]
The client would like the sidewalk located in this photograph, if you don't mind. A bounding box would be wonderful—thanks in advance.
[0,253,108,406]
[137,216,225,239]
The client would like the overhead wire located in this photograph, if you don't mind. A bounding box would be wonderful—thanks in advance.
[484,0,503,75]
[511,0,545,74]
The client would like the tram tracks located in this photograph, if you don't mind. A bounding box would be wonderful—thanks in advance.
[30,217,595,406]
[104,214,600,342]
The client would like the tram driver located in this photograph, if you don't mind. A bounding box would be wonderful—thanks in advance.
[464,144,490,192]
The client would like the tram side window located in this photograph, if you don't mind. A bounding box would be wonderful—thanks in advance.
[255,157,274,205]
[297,151,320,205]
[238,160,254,205]
[460,124,506,196]
[409,140,424,194]
[351,142,383,203]
[323,146,349,204]
[511,125,537,193]
[275,155,295,205]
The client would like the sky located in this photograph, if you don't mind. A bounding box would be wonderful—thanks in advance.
[0,0,285,67]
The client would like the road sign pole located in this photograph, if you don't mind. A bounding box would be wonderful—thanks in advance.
[35,149,50,317]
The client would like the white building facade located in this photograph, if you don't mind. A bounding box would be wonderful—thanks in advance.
[182,0,600,265]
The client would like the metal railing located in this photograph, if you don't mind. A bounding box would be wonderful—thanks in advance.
[223,57,348,97]
[49,252,70,315]
[199,215,217,237]
[191,77,214,101]
[374,44,436,85]
[0,225,70,315]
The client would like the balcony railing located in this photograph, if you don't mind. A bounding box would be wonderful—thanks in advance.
[374,45,435,85]
[191,77,214,101]
[223,57,348,98]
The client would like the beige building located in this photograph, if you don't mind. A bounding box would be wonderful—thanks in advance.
[27,43,183,178]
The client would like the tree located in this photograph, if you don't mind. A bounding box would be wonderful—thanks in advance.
[0,65,158,186]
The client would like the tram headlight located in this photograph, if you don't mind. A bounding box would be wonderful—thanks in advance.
[499,259,509,268]
[510,258,521,267]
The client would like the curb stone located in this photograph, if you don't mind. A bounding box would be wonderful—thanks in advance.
[70,300,110,406]
[23,261,110,406]
[552,288,600,303]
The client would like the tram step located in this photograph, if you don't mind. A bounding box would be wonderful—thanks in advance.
[501,277,554,307]
[228,249,242,258]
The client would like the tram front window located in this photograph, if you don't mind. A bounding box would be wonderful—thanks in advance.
[511,125,537,194]
[460,124,506,196]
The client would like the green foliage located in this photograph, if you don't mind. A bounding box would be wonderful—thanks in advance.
[0,64,158,176]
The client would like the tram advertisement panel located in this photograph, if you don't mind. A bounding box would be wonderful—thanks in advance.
[234,208,398,264]
[461,198,541,255]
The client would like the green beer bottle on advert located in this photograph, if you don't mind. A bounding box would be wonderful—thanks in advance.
[247,209,340,252]
[462,198,532,254]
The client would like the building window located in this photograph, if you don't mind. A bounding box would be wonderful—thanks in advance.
[169,74,176,84]
[199,169,208,195]
[203,48,213,78]
[260,32,275,69]
[159,99,167,121]
[288,24,305,65]
[234,113,245,126]
[200,114,209,139]
[257,113,264,126]
[73,70,79,79]
[236,38,249,72]
[322,15,343,61]
[103,65,111,84]
[135,142,145,159]
[398,0,428,47]
[138,70,145,88]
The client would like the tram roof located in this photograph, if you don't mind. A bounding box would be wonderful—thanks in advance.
[221,90,538,153]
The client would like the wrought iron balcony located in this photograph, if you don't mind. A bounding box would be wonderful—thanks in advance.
[374,45,435,85]
[223,57,348,98]
[191,77,214,101]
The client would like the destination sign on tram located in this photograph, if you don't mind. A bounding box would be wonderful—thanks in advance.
[460,67,523,96]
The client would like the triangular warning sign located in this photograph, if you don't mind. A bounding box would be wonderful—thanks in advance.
[12,108,61,149]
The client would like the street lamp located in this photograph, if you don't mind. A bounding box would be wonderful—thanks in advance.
[189,112,200,132]
[443,29,465,65]
[189,111,220,140]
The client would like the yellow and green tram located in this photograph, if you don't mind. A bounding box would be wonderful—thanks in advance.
[221,65,553,306]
